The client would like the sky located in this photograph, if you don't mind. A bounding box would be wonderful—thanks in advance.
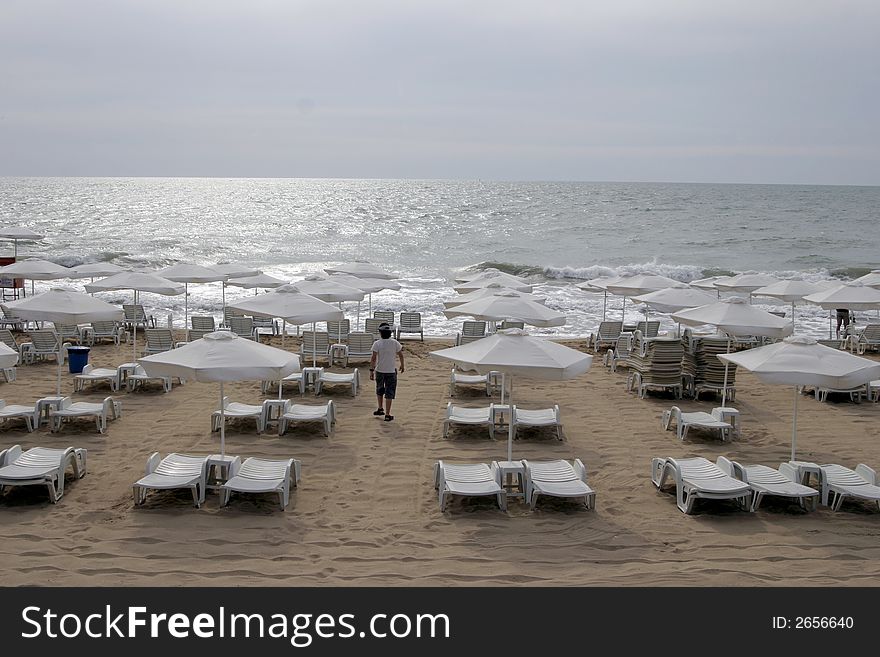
[1,0,878,184]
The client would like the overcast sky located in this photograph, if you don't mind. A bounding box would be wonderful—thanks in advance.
[1,0,877,184]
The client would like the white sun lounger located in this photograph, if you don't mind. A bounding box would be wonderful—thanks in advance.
[314,369,359,396]
[522,459,595,509]
[449,368,498,397]
[73,364,121,393]
[442,403,497,439]
[0,445,87,503]
[133,452,209,508]
[220,457,302,510]
[716,456,819,511]
[819,463,880,511]
[125,364,178,393]
[0,400,38,432]
[434,460,506,511]
[211,397,268,434]
[661,406,732,442]
[511,405,563,441]
[651,456,751,514]
[49,396,121,434]
[277,400,336,436]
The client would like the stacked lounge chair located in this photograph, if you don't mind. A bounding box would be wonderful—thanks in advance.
[680,331,737,401]
[626,331,684,399]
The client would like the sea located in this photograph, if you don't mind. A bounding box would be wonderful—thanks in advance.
[2,177,878,338]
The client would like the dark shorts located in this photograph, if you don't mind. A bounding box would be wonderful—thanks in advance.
[375,371,398,399]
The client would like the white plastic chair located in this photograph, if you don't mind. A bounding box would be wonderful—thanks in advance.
[522,459,595,510]
[211,397,268,434]
[132,452,208,508]
[0,445,87,503]
[278,400,336,436]
[661,406,732,442]
[125,364,177,393]
[220,457,302,511]
[434,460,506,511]
[314,369,359,396]
[49,396,121,434]
[511,405,563,441]
[442,403,496,439]
[716,457,819,512]
[0,400,38,432]
[651,456,751,514]
[819,463,880,511]
[73,364,121,393]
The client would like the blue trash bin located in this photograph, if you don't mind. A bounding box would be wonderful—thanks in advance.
[67,346,90,374]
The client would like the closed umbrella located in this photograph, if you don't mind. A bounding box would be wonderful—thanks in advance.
[751,280,826,329]
[430,330,592,461]
[140,331,300,457]
[672,297,794,406]
[0,258,70,296]
[0,228,43,257]
[159,264,227,330]
[443,284,545,309]
[719,336,880,461]
[2,288,124,394]
[85,272,185,362]
[444,292,566,328]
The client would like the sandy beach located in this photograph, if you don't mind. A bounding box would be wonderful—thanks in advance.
[1,332,880,587]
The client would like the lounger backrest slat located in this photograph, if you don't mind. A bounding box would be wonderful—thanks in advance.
[373,311,395,325]
[399,312,421,330]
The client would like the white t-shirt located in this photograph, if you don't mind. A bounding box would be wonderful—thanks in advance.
[371,337,402,373]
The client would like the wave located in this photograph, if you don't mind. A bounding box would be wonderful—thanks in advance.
[462,261,546,277]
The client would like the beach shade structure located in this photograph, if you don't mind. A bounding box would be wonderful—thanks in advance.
[323,273,402,329]
[323,261,398,280]
[605,275,684,324]
[443,283,546,309]
[454,268,529,285]
[2,288,123,395]
[68,263,127,279]
[228,284,344,364]
[0,258,71,295]
[714,273,780,302]
[577,276,626,321]
[140,331,300,457]
[690,275,733,297]
[718,336,880,461]
[444,292,566,328]
[159,264,228,329]
[429,329,592,461]
[453,272,534,294]
[0,228,43,257]
[851,270,880,289]
[226,273,288,294]
[751,280,827,329]
[85,272,185,362]
[212,264,262,312]
[631,287,717,314]
[294,275,366,343]
[672,297,795,406]
[803,282,880,339]
[0,342,18,369]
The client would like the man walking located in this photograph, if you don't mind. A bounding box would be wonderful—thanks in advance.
[369,322,405,422]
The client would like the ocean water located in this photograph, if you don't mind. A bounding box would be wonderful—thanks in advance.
[2,177,879,338]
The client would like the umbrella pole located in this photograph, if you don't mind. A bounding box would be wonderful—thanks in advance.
[369,293,372,319]
[829,310,833,339]
[222,282,226,317]
[219,382,226,458]
[312,321,317,368]
[721,337,731,408]
[791,301,796,332]
[56,355,62,396]
[132,291,137,363]
[281,320,285,349]
[184,282,189,331]
[357,301,361,331]
[790,385,799,462]
[602,291,607,322]
[507,378,514,463]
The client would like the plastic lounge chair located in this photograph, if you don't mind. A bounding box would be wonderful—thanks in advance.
[327,319,351,343]
[0,309,25,332]
[715,457,819,511]
[261,372,304,395]
[73,364,121,392]
[124,364,178,393]
[455,320,487,346]
[132,452,208,508]
[814,384,867,403]
[300,331,330,364]
[85,320,128,346]
[49,396,121,434]
[853,324,880,354]
[190,315,216,331]
[314,369,359,396]
[434,460,506,511]
[522,459,595,509]
[363,318,384,338]
[0,445,87,503]
[661,406,732,442]
[19,330,66,365]
[603,332,633,372]
[651,456,752,514]
[277,400,336,436]
[211,397,268,434]
[52,323,83,345]
[442,403,496,439]
[498,320,525,331]
[635,320,661,338]
[0,328,18,352]
[0,400,38,432]
[373,311,395,332]
[343,332,374,366]
[449,368,498,397]
[590,321,623,353]
[511,405,563,441]
[228,315,257,341]
[143,328,175,355]
[123,304,155,330]
[397,312,424,341]
[818,463,880,511]
[220,457,301,510]
[183,328,214,344]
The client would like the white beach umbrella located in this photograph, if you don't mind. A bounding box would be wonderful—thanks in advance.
[0,228,43,257]
[444,292,566,327]
[85,271,185,362]
[577,276,625,321]
[605,274,684,324]
[802,281,880,311]
[454,267,516,283]
[2,288,124,395]
[714,273,780,303]
[672,297,794,406]
[228,284,344,365]
[159,264,228,329]
[226,273,288,292]
[324,261,398,280]
[443,284,546,309]
[851,270,880,289]
[429,330,593,461]
[212,264,261,278]
[719,336,880,461]
[690,276,732,290]
[453,272,534,294]
[631,287,718,314]
[752,280,826,327]
[140,331,300,457]
[295,275,366,343]
[323,273,401,328]
[68,263,127,279]
[0,342,19,369]
[0,258,71,295]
